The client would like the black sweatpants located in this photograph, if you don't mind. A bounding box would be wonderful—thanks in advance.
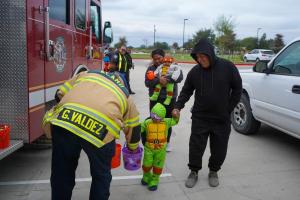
[149,98,176,143]
[188,118,231,172]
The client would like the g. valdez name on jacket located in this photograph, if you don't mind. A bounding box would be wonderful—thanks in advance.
[57,108,107,140]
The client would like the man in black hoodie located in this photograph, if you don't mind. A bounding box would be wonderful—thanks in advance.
[172,39,242,188]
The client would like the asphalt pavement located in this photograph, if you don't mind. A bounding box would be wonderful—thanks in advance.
[0,60,299,200]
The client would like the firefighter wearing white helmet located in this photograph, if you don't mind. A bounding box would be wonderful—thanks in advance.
[43,70,140,200]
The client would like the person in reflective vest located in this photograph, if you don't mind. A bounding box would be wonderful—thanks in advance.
[43,70,140,200]
[141,103,179,191]
[115,45,135,94]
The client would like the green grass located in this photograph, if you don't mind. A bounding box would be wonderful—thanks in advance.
[219,55,243,63]
[131,53,152,59]
[132,53,244,63]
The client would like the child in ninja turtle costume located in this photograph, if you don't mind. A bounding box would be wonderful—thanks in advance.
[141,102,179,191]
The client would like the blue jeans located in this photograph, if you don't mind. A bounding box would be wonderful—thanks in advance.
[51,125,115,200]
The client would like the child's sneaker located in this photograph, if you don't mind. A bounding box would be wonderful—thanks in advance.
[141,172,151,186]
[148,185,158,191]
[163,98,171,105]
[148,174,159,191]
[141,179,148,186]
[150,92,159,101]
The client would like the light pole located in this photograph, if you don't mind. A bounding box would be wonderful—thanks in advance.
[153,25,156,47]
[182,18,189,49]
[256,27,262,48]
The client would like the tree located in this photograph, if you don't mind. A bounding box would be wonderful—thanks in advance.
[215,31,236,54]
[240,37,257,51]
[214,15,235,36]
[258,33,269,49]
[172,42,179,50]
[114,36,128,48]
[192,28,216,45]
[214,15,236,53]
[183,39,194,50]
[139,44,147,49]
[273,34,285,53]
[152,42,170,50]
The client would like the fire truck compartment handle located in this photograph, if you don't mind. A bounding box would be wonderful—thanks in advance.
[87,26,93,59]
[43,6,53,61]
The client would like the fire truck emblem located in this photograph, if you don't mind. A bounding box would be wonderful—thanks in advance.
[53,37,66,73]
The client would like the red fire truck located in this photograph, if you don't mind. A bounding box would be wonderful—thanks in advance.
[0,0,113,159]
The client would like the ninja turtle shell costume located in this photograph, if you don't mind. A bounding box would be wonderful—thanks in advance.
[141,103,179,191]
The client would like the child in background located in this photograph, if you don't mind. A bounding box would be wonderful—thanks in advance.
[103,50,110,72]
[147,56,182,105]
[141,103,179,191]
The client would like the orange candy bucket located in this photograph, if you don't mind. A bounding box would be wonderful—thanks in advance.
[111,143,121,169]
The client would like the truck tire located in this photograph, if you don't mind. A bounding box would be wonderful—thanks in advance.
[231,93,261,135]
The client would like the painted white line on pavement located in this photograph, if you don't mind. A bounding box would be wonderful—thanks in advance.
[0,173,172,186]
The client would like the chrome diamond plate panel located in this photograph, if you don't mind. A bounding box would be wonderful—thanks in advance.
[0,1,28,141]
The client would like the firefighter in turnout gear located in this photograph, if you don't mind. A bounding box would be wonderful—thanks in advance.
[42,70,140,200]
[141,103,179,191]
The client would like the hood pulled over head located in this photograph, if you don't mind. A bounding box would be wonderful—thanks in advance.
[191,39,216,66]
[151,103,166,119]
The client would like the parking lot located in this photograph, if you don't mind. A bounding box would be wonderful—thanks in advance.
[0,60,300,200]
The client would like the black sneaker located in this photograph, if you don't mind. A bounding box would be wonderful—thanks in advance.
[148,185,158,191]
[130,91,136,95]
[208,171,219,187]
[185,171,198,188]
[141,179,148,186]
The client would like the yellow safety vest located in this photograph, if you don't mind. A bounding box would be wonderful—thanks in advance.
[118,53,128,72]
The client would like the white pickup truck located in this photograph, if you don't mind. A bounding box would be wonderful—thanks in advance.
[231,37,300,139]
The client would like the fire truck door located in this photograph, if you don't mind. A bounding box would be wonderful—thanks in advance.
[87,1,103,70]
[44,0,73,103]
[27,1,48,142]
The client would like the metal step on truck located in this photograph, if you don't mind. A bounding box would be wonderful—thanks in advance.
[0,0,113,159]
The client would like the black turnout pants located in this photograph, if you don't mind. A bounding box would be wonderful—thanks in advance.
[188,118,231,172]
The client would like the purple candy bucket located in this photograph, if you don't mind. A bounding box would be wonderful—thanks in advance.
[122,145,143,171]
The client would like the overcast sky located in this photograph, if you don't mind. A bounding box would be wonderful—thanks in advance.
[102,0,300,47]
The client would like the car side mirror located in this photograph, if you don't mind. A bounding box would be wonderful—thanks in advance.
[253,61,268,73]
[103,21,113,44]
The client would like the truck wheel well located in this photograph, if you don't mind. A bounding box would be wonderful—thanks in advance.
[72,65,88,77]
[243,89,249,99]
